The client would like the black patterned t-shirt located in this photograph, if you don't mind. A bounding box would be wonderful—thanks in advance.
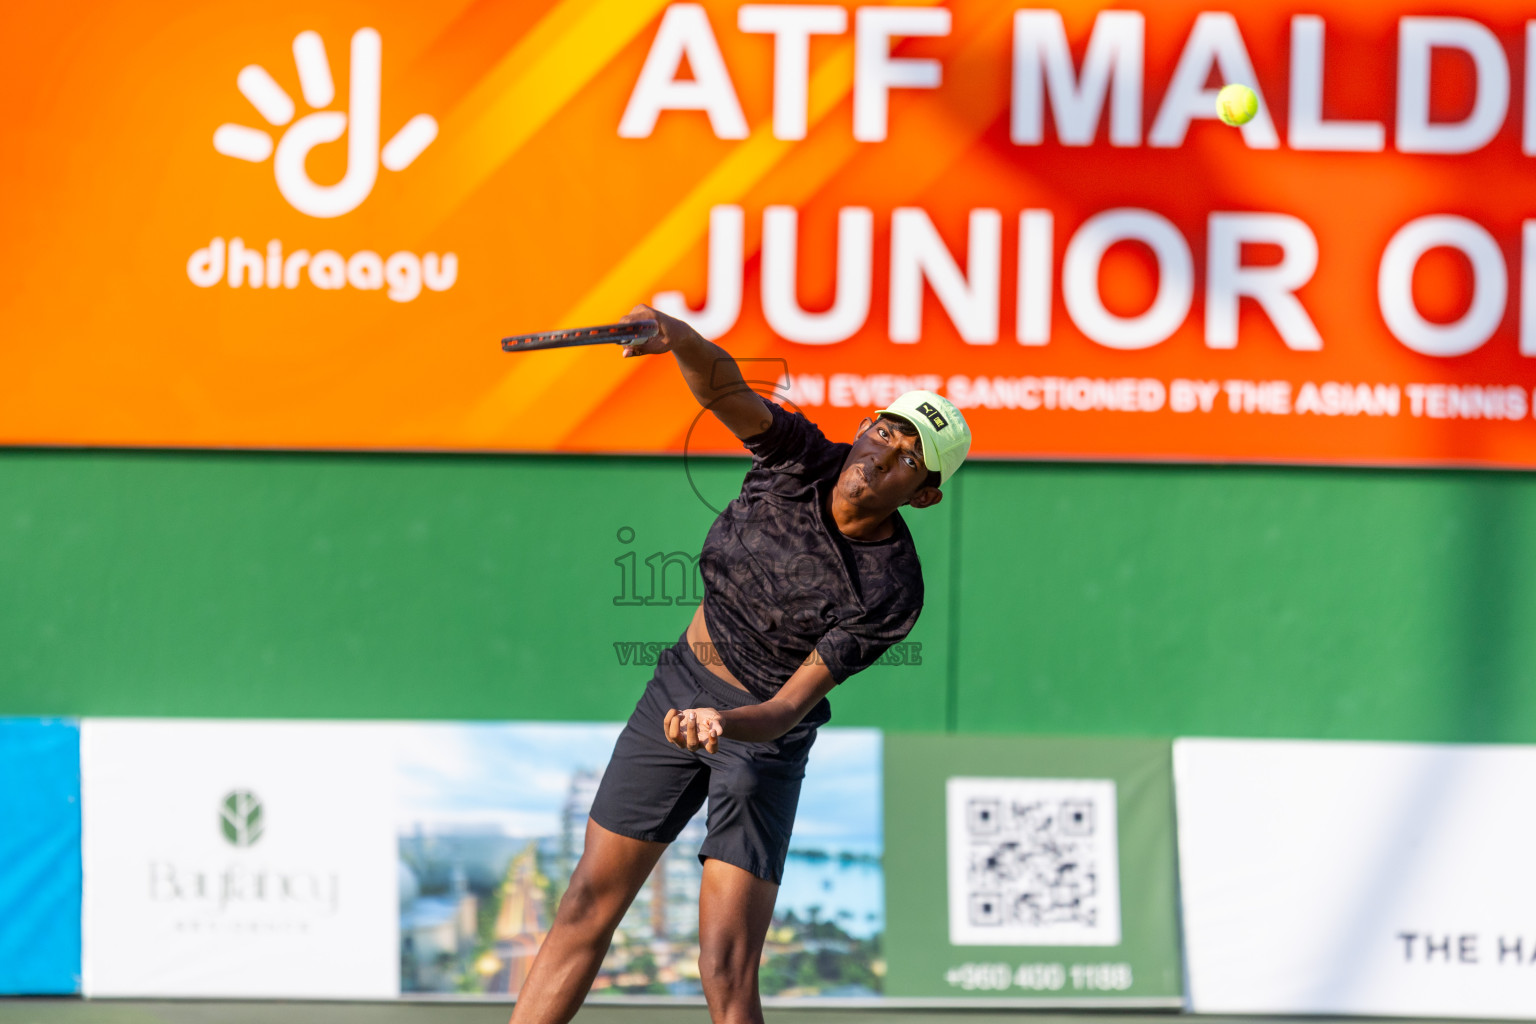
[697,401,925,703]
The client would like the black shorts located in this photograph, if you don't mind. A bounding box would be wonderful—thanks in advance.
[589,631,830,884]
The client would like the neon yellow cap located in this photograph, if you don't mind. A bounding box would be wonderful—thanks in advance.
[873,390,972,486]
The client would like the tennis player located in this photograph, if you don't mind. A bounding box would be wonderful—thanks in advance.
[508,305,970,1024]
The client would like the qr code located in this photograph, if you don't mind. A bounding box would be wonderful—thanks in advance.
[946,777,1121,946]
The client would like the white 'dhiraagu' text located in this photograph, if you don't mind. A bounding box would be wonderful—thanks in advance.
[187,237,456,303]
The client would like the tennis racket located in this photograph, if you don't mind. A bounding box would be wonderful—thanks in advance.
[501,320,658,353]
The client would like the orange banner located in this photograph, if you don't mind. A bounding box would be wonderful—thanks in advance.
[4,0,1536,465]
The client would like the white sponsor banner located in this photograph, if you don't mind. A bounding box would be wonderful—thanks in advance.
[1176,738,1536,1018]
[81,720,398,998]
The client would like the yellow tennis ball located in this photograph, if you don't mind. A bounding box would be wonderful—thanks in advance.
[1217,84,1259,127]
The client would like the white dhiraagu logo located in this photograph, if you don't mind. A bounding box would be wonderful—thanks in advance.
[214,28,435,218]
[190,28,457,302]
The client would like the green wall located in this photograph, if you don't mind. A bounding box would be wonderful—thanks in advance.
[1,449,1530,741]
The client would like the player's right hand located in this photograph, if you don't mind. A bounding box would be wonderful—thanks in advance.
[620,304,698,358]
[663,706,723,753]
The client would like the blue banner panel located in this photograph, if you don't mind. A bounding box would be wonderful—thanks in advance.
[0,718,81,994]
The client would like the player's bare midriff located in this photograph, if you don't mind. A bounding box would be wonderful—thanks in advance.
[686,604,752,694]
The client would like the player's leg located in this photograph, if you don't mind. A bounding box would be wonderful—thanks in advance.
[508,819,664,1024]
[511,635,715,1023]
[697,857,779,1024]
[691,717,817,1024]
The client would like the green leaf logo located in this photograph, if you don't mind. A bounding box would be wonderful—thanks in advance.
[220,790,264,847]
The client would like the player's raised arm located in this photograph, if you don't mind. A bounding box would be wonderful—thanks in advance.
[618,305,771,440]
